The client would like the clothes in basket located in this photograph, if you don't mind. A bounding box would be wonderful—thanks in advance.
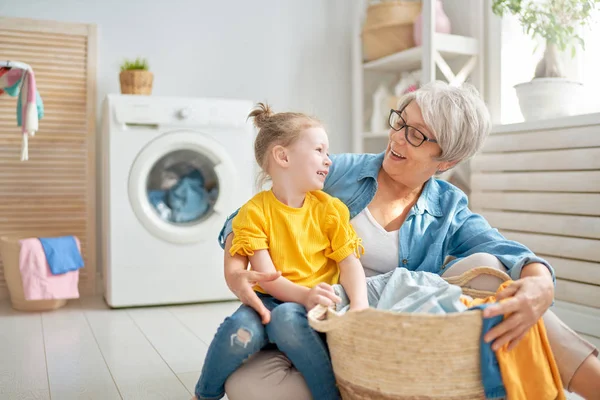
[18,236,83,301]
[331,268,564,400]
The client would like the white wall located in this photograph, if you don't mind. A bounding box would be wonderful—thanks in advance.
[0,0,354,152]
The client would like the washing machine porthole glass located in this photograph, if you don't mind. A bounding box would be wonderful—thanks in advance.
[145,149,220,225]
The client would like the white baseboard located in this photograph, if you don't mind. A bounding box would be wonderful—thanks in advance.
[552,300,600,339]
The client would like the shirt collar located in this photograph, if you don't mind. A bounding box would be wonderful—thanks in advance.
[413,177,443,217]
[359,152,443,217]
[357,152,385,181]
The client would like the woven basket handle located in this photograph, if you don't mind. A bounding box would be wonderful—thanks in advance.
[443,265,511,287]
[307,304,339,333]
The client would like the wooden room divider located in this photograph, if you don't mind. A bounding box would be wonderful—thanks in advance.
[0,17,97,298]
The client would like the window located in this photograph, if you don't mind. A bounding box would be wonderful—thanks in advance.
[499,11,600,124]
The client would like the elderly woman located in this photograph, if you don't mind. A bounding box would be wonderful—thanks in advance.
[218,81,600,400]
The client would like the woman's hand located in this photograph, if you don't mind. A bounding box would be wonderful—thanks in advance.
[303,283,342,311]
[482,274,554,351]
[227,268,281,324]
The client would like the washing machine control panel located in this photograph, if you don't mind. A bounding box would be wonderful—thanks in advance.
[113,96,250,129]
[177,107,192,120]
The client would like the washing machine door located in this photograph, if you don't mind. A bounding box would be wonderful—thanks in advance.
[128,130,237,244]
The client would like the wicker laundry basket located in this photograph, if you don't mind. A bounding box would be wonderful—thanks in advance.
[0,236,67,312]
[362,1,422,62]
[308,267,511,400]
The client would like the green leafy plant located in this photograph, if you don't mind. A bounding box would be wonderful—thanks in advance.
[120,57,150,72]
[492,0,599,77]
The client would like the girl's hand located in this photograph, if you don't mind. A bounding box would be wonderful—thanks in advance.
[482,276,554,351]
[303,283,342,311]
[227,268,281,324]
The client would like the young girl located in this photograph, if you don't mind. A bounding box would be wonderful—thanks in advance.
[193,103,368,400]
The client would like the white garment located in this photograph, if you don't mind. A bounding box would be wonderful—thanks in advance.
[333,268,467,315]
[350,208,399,277]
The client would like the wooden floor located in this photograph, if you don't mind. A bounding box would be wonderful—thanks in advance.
[0,296,587,400]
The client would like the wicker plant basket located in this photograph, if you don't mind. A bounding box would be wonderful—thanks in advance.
[119,70,154,95]
[362,1,422,62]
[308,266,511,400]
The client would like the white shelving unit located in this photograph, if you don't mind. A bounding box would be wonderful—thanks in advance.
[363,33,479,73]
[351,0,486,156]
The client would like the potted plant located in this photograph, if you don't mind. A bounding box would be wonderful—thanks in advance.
[492,0,599,121]
[119,57,153,95]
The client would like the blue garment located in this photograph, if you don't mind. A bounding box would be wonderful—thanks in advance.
[3,78,21,96]
[195,294,339,400]
[38,236,84,275]
[469,304,506,400]
[148,190,173,221]
[219,152,555,283]
[167,170,210,223]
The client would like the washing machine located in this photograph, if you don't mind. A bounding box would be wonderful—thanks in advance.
[100,94,255,307]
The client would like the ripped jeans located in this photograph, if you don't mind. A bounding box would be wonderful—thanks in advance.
[194,293,338,400]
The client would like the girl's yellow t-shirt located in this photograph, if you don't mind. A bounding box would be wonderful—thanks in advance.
[229,190,363,292]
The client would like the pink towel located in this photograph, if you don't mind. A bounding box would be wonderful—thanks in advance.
[19,238,80,301]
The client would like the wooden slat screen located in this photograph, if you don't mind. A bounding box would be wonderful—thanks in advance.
[0,17,96,298]
[471,116,600,327]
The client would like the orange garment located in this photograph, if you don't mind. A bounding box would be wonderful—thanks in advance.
[461,282,565,400]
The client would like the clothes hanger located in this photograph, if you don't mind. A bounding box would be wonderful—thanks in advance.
[0,60,31,70]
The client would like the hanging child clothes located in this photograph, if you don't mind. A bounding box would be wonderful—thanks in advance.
[0,60,45,161]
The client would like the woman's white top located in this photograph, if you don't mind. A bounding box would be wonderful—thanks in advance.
[350,208,399,277]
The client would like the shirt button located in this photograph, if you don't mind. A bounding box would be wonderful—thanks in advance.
[402,259,408,264]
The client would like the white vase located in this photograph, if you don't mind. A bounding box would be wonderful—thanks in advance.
[514,78,584,121]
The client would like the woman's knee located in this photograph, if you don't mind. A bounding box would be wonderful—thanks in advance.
[442,252,508,292]
[219,305,267,353]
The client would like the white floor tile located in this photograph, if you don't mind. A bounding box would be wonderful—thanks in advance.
[176,371,199,396]
[168,301,241,346]
[0,302,50,399]
[80,297,190,399]
[176,371,229,400]
[127,307,208,374]
[42,300,121,400]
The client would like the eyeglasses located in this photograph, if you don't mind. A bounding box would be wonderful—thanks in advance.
[388,108,438,148]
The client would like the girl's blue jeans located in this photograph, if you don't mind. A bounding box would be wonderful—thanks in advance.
[194,293,339,400]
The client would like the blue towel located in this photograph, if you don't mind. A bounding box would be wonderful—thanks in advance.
[468,304,506,400]
[38,236,84,275]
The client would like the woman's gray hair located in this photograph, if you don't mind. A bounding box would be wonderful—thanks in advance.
[396,81,492,163]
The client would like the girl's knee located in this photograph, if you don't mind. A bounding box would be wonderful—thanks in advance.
[221,306,267,351]
[270,302,306,325]
[268,303,310,347]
